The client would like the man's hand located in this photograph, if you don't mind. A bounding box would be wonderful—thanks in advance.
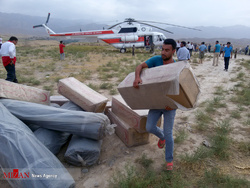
[133,78,142,88]
[10,60,13,66]
[165,106,173,111]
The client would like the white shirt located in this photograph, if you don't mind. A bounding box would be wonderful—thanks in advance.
[0,41,16,58]
[177,47,190,61]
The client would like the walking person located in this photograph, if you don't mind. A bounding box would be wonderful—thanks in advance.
[133,38,177,171]
[59,41,65,60]
[0,36,18,83]
[223,42,233,72]
[212,41,221,66]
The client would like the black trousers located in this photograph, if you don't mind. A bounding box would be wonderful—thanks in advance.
[224,57,230,70]
[4,63,18,83]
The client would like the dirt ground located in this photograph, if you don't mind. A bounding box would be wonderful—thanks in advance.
[0,42,249,187]
[72,54,250,188]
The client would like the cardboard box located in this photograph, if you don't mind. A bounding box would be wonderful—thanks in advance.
[118,62,200,110]
[112,95,161,133]
[0,79,50,105]
[106,109,149,147]
[50,95,69,106]
[58,77,108,112]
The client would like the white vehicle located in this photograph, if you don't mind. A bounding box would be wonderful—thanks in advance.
[33,13,200,53]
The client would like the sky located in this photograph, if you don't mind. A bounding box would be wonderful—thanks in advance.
[1,0,250,27]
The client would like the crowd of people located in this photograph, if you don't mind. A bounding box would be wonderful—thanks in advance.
[175,40,250,71]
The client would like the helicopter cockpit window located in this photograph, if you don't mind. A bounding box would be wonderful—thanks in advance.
[118,27,137,33]
[157,35,162,41]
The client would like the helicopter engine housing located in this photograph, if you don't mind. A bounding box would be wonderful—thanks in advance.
[120,35,139,42]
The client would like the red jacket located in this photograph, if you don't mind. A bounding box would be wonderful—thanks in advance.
[59,43,65,53]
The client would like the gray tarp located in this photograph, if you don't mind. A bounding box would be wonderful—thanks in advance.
[0,99,110,140]
[0,103,75,188]
[62,102,103,166]
[34,128,70,155]
[65,136,102,166]
[33,102,81,155]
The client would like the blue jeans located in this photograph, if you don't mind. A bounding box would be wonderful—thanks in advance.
[60,53,65,60]
[146,109,176,162]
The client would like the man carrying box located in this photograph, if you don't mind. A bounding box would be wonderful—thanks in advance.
[133,38,177,171]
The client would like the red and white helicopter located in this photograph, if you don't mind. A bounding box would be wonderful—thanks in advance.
[33,13,200,53]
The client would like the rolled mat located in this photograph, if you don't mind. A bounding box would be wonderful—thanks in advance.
[0,99,110,140]
[62,101,103,166]
[0,103,75,188]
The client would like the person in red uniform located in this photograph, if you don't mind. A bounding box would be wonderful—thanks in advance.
[59,41,65,60]
[0,36,18,83]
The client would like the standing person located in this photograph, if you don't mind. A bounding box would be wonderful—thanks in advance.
[133,38,177,171]
[0,38,2,49]
[199,42,207,64]
[220,44,224,57]
[208,44,211,53]
[0,36,18,83]
[234,48,237,59]
[132,45,135,56]
[59,41,65,60]
[223,42,233,72]
[176,40,181,52]
[177,41,190,61]
[245,45,249,55]
[187,42,194,57]
[212,41,221,66]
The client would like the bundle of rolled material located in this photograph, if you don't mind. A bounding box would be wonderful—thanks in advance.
[0,99,110,140]
[65,135,102,166]
[0,103,75,188]
[34,128,71,155]
[33,102,81,155]
[62,101,103,166]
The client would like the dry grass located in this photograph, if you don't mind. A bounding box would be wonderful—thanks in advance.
[1,39,249,187]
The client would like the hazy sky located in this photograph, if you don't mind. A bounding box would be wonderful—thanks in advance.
[1,0,250,27]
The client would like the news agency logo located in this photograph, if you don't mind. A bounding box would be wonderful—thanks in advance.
[3,169,30,179]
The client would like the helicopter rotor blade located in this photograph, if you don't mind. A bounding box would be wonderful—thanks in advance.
[45,13,51,25]
[136,21,174,34]
[136,20,201,31]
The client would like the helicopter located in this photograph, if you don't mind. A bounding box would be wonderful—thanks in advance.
[33,13,200,53]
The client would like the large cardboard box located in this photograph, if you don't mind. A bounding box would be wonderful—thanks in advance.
[0,79,50,105]
[106,109,149,147]
[112,95,161,133]
[58,77,108,112]
[118,62,200,110]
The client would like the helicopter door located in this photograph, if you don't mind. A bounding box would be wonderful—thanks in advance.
[144,35,153,47]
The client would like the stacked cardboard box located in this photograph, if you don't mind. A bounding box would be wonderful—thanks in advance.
[106,95,161,147]
[58,77,108,112]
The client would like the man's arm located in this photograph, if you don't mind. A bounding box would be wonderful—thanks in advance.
[133,62,148,88]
